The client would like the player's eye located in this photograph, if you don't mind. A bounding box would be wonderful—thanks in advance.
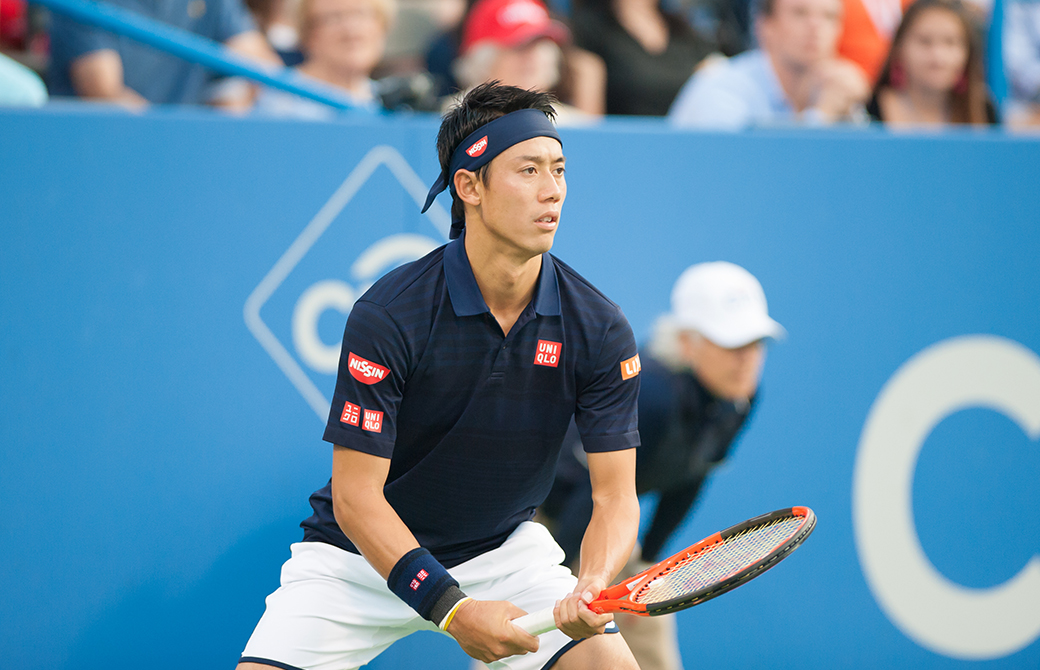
[523,167,537,174]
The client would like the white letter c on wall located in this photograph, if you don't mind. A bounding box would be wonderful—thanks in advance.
[853,335,1040,659]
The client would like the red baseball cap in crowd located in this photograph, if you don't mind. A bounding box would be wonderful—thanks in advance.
[460,0,570,56]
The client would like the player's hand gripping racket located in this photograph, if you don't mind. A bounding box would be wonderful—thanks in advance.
[513,506,816,636]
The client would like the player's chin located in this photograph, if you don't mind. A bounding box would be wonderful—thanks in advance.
[528,229,557,254]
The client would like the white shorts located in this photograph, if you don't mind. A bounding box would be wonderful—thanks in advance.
[240,521,615,670]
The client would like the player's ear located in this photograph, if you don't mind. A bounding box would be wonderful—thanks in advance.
[454,169,482,207]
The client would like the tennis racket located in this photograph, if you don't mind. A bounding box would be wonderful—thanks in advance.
[513,506,816,635]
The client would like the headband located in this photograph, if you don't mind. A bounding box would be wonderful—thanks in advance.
[421,108,562,239]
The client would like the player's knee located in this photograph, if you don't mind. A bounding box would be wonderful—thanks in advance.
[554,633,640,670]
[604,642,641,670]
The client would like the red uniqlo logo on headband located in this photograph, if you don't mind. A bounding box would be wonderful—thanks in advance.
[362,409,383,433]
[466,136,488,157]
[348,352,389,385]
[534,340,561,367]
[340,401,360,426]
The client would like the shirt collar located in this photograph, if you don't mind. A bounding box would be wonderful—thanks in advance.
[443,235,562,317]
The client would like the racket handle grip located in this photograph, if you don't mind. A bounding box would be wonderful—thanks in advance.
[512,607,557,636]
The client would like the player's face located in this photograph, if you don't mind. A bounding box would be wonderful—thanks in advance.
[684,335,765,401]
[898,8,969,94]
[476,136,566,257]
[759,0,842,70]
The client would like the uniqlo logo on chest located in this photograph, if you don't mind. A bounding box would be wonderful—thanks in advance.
[348,352,390,385]
[340,401,360,426]
[534,340,561,367]
[362,409,383,433]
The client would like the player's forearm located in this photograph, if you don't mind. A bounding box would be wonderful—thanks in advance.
[576,489,639,587]
[331,446,468,630]
[332,484,420,579]
[330,445,420,578]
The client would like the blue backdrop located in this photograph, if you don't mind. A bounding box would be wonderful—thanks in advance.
[1,105,1038,669]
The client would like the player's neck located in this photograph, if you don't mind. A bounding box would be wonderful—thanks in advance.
[464,229,542,337]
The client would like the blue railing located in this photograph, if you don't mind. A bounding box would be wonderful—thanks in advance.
[33,0,360,111]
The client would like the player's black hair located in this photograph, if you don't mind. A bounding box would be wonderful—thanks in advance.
[436,82,558,225]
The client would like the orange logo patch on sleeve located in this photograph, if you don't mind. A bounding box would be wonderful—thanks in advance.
[621,353,641,380]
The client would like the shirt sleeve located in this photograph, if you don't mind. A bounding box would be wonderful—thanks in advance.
[322,300,408,457]
[574,307,641,453]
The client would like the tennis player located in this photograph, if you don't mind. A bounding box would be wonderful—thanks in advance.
[237,82,642,670]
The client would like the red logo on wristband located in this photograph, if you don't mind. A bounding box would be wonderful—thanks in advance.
[410,568,429,591]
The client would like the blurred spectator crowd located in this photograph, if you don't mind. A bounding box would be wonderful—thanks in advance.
[1,0,1039,128]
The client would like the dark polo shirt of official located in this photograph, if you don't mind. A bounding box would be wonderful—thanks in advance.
[302,234,641,568]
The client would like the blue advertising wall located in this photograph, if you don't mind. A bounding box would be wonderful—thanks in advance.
[1,106,1038,669]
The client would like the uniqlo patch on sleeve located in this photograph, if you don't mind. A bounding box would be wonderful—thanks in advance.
[340,401,361,426]
[362,409,384,433]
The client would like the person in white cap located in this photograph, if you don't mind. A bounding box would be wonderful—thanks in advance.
[539,260,784,670]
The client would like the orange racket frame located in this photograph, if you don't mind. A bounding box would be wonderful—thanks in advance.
[513,506,816,635]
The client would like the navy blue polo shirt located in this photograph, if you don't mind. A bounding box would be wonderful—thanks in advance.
[301,235,641,568]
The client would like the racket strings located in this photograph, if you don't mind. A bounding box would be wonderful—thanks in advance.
[633,515,806,605]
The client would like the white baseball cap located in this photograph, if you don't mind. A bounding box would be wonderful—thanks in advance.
[670,261,786,349]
